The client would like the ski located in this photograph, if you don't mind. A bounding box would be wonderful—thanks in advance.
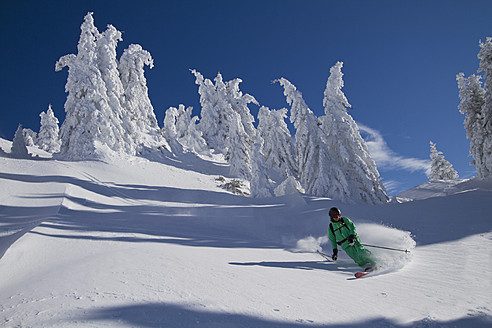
[354,271,371,278]
[354,267,374,278]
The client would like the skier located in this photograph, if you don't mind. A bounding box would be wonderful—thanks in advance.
[328,207,375,268]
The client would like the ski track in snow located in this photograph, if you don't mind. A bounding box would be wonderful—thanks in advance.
[1,141,492,327]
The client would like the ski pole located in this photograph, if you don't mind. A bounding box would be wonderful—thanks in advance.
[361,244,410,253]
[316,250,334,261]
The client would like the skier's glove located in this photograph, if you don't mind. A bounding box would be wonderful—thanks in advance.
[347,234,356,246]
[332,249,338,261]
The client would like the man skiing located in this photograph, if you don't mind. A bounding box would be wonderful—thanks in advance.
[328,207,375,268]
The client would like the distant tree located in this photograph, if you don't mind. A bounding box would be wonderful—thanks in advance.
[11,124,30,158]
[275,77,329,196]
[22,128,38,147]
[457,73,487,178]
[192,70,231,154]
[321,62,388,204]
[227,113,253,180]
[428,141,459,180]
[38,105,61,153]
[192,70,257,179]
[477,37,492,178]
[120,44,165,152]
[163,104,208,154]
[257,106,298,180]
[250,138,274,197]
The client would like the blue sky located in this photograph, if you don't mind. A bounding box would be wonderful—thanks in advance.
[1,0,491,195]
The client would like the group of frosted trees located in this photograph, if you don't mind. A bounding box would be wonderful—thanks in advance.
[425,38,492,182]
[39,13,387,203]
[51,13,164,159]
[8,105,60,158]
[11,13,491,202]
[169,64,389,203]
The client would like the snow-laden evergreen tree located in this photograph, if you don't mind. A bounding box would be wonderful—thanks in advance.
[22,128,37,147]
[56,13,114,158]
[120,44,165,152]
[429,141,459,180]
[275,78,329,196]
[192,70,257,179]
[163,104,208,154]
[250,138,274,198]
[11,124,30,158]
[321,62,388,204]
[257,106,298,180]
[228,113,253,180]
[191,70,232,154]
[56,13,155,159]
[457,73,487,178]
[477,37,492,178]
[95,23,134,153]
[38,105,61,153]
[225,76,258,140]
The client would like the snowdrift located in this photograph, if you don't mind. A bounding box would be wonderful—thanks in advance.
[1,139,491,327]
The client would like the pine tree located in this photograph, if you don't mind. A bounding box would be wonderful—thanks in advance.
[38,105,61,153]
[429,141,459,180]
[321,62,388,204]
[11,124,30,158]
[95,24,132,153]
[477,37,492,178]
[250,138,274,197]
[191,70,232,154]
[192,70,257,179]
[22,128,38,147]
[457,73,487,178]
[275,78,328,196]
[120,44,165,152]
[56,13,110,158]
[163,104,208,154]
[56,13,148,159]
[257,106,298,180]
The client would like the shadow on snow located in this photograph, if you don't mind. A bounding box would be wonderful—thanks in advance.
[77,302,492,328]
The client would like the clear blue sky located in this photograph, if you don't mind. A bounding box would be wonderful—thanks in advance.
[1,0,491,195]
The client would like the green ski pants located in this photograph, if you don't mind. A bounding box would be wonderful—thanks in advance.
[342,243,375,267]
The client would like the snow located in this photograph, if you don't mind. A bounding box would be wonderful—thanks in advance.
[1,138,492,327]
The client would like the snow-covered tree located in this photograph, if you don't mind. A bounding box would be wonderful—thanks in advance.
[120,44,165,151]
[276,78,329,196]
[22,128,38,147]
[228,113,253,180]
[192,70,257,179]
[428,141,459,180]
[477,37,492,178]
[163,104,208,154]
[38,105,61,153]
[56,13,158,159]
[320,62,388,204]
[11,124,30,158]
[257,106,298,180]
[457,73,487,178]
[250,138,274,198]
[56,13,114,158]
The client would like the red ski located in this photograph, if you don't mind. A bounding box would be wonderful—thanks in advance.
[354,266,374,278]
[354,271,371,278]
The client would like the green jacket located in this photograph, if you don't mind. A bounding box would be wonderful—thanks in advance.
[328,217,360,250]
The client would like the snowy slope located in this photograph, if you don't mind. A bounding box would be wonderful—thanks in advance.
[1,138,491,327]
